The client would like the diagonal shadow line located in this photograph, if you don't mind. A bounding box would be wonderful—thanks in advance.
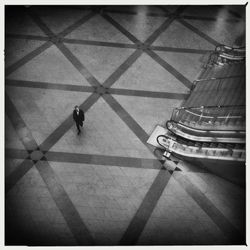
[36,160,95,245]
[103,49,143,88]
[5,93,38,151]
[6,79,94,93]
[6,33,49,41]
[177,18,220,47]
[144,6,187,45]
[56,43,101,87]
[45,151,162,170]
[181,15,217,21]
[5,78,189,100]
[181,15,242,23]
[102,94,149,148]
[58,11,96,37]
[6,91,98,245]
[146,49,193,89]
[103,7,173,18]
[5,41,52,76]
[5,148,29,159]
[5,159,35,193]
[119,169,172,245]
[5,9,95,77]
[159,5,221,47]
[173,173,245,244]
[101,13,141,44]
[26,9,55,37]
[109,88,189,100]
[27,8,102,88]
[151,46,212,54]
[63,38,137,49]
[39,92,100,152]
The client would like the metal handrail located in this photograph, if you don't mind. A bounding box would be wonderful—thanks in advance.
[174,105,245,111]
[171,105,245,129]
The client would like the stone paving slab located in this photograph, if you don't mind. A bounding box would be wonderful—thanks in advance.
[6,86,92,146]
[6,167,77,245]
[153,19,215,50]
[33,6,90,34]
[65,43,135,83]
[5,38,46,68]
[7,45,91,86]
[66,14,134,44]
[186,18,245,47]
[112,53,190,93]
[155,50,204,82]
[108,12,168,42]
[114,94,183,135]
[50,97,155,158]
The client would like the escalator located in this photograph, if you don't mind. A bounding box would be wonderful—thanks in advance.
[157,133,245,162]
[166,120,245,144]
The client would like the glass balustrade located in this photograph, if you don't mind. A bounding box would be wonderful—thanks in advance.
[170,105,245,130]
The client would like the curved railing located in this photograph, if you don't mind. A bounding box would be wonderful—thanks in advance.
[216,45,245,60]
[157,134,245,162]
[166,120,245,143]
[207,45,245,66]
[170,105,245,131]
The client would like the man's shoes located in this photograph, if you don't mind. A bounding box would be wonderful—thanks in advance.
[77,130,81,135]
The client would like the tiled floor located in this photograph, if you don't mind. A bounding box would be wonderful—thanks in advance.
[5,5,246,245]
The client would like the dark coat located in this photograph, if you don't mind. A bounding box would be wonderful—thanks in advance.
[73,109,85,124]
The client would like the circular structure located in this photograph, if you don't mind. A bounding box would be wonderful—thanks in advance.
[30,150,44,161]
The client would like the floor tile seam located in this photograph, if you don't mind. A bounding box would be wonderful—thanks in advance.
[6,32,212,55]
[5,148,29,159]
[146,49,193,89]
[102,94,149,145]
[39,93,100,151]
[6,33,49,41]
[103,49,143,88]
[6,79,94,92]
[172,173,244,243]
[144,13,178,45]
[26,7,102,88]
[5,78,188,99]
[57,42,101,88]
[103,8,173,18]
[180,15,241,23]
[101,12,141,44]
[102,94,163,163]
[5,93,38,151]
[45,151,161,169]
[5,159,35,194]
[177,18,220,47]
[119,170,172,245]
[145,6,189,44]
[110,88,189,99]
[5,10,96,77]
[5,41,52,76]
[35,160,95,245]
[6,94,100,192]
[151,46,212,54]
[58,11,97,37]
[26,8,55,37]
[63,38,137,49]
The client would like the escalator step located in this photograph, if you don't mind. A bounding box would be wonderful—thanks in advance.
[195,142,202,147]
[188,141,195,146]
[217,143,225,148]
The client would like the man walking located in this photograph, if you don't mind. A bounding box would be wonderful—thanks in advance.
[73,105,85,135]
